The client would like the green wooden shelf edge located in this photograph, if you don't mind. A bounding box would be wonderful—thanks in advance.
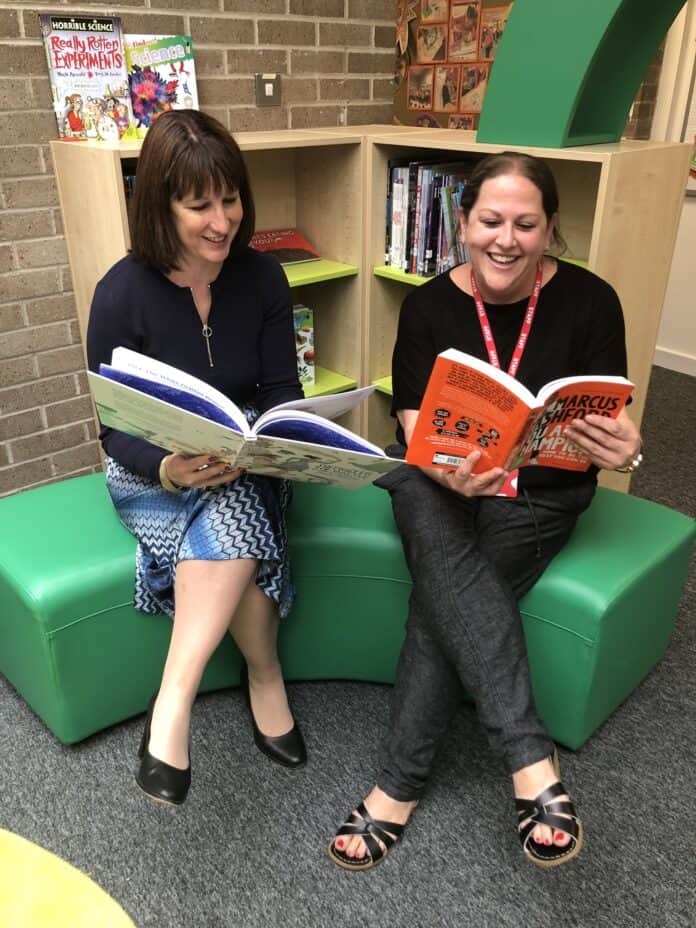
[284,259,358,287]
[372,376,393,397]
[303,367,357,398]
[373,266,430,287]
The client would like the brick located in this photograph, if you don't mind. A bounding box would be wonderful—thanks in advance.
[348,51,395,74]
[0,321,71,360]
[2,176,58,210]
[0,304,25,332]
[190,17,254,45]
[0,446,9,468]
[19,11,42,39]
[0,459,53,496]
[120,14,186,35]
[347,102,393,125]
[258,20,316,47]
[0,210,56,242]
[349,0,394,19]
[0,373,77,414]
[69,319,81,344]
[198,78,255,107]
[1,43,48,76]
[320,78,370,101]
[52,441,102,477]
[0,245,12,273]
[320,23,371,47]
[227,106,289,133]
[15,237,68,270]
[30,77,53,109]
[10,422,86,462]
[375,25,395,48]
[0,268,62,302]
[60,266,74,292]
[290,0,344,15]
[156,0,218,7]
[283,78,318,105]
[0,111,59,146]
[290,105,342,129]
[53,209,63,236]
[0,356,36,390]
[195,50,227,76]
[45,394,95,429]
[0,147,44,178]
[0,78,33,111]
[0,10,20,38]
[290,50,344,74]
[372,78,395,99]
[0,408,43,443]
[37,344,86,378]
[226,49,288,75]
[224,0,285,10]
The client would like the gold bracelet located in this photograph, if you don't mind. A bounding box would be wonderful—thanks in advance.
[159,455,183,493]
[615,451,643,474]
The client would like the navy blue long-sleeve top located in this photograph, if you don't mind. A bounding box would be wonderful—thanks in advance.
[86,248,303,481]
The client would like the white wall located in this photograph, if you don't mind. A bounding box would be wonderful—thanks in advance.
[652,2,696,376]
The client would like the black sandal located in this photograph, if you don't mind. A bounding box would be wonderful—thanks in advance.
[516,780,583,868]
[328,801,406,872]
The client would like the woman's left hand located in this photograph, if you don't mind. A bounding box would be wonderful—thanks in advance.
[564,408,641,472]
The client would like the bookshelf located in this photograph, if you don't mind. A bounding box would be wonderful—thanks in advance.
[51,128,690,491]
[362,130,691,491]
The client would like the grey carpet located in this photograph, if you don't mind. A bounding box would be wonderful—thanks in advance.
[1,365,694,928]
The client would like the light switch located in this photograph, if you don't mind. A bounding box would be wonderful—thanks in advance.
[255,73,281,107]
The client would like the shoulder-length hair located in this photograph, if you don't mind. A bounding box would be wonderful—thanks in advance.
[130,110,256,273]
[459,151,567,253]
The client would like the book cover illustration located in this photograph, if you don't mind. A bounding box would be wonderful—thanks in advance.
[124,34,198,133]
[89,348,401,489]
[406,349,633,474]
[293,305,315,386]
[250,229,320,266]
[39,13,135,141]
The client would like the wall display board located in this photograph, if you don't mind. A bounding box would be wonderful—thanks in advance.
[394,0,513,130]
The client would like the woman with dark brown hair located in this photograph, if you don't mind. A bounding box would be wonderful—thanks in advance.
[87,110,306,806]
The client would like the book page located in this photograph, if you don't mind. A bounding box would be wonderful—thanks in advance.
[256,385,376,428]
[254,409,386,455]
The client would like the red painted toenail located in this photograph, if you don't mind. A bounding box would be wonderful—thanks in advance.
[336,839,344,848]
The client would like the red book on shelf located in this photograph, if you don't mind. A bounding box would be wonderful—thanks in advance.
[250,228,321,265]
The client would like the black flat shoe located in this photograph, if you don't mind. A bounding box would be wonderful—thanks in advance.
[241,666,307,768]
[135,695,191,806]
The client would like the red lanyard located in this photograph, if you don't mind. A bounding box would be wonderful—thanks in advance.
[469,262,543,377]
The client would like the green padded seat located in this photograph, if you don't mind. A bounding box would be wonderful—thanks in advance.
[0,474,693,749]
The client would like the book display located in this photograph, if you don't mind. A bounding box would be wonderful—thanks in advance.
[251,228,320,265]
[293,304,315,386]
[124,34,198,132]
[39,13,135,142]
[405,348,633,473]
[50,127,691,493]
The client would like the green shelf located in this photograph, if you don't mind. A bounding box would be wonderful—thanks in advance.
[372,376,393,397]
[302,366,357,398]
[284,259,358,287]
[373,266,431,287]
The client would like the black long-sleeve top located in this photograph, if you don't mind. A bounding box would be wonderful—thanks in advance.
[86,248,303,482]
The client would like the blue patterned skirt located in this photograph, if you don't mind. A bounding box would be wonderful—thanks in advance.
[105,457,294,619]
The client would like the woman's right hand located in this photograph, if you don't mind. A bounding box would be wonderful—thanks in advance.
[162,453,245,490]
[422,450,509,497]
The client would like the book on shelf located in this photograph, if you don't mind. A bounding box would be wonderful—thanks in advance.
[124,34,198,131]
[250,228,320,266]
[39,13,135,142]
[293,304,315,386]
[89,348,402,489]
[405,348,634,474]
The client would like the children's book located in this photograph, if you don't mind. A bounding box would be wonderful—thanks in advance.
[88,348,402,489]
[124,34,198,131]
[39,13,135,142]
[293,304,315,386]
[250,229,320,266]
[405,348,634,474]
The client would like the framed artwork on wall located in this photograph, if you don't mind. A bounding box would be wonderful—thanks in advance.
[681,54,696,196]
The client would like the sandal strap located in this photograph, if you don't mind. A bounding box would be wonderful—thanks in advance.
[516,781,580,845]
[334,801,405,864]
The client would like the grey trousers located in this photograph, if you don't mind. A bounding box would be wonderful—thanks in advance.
[374,459,595,801]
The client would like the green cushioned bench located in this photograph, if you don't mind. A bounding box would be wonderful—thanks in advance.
[0,473,693,749]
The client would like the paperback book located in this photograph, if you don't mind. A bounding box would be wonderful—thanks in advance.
[124,34,198,131]
[293,304,315,386]
[250,229,320,266]
[39,13,134,142]
[406,348,634,473]
[89,348,401,489]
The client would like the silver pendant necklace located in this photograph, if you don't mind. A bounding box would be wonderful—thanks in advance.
[190,285,213,367]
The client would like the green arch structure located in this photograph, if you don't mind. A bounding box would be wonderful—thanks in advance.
[477,0,685,147]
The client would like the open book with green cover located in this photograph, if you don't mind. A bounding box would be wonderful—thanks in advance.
[88,348,401,489]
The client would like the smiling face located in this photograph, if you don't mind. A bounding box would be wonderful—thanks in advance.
[170,187,243,275]
[460,172,556,304]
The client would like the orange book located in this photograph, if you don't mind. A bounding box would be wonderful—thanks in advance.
[405,348,634,474]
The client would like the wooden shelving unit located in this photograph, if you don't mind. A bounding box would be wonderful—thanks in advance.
[51,127,691,490]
